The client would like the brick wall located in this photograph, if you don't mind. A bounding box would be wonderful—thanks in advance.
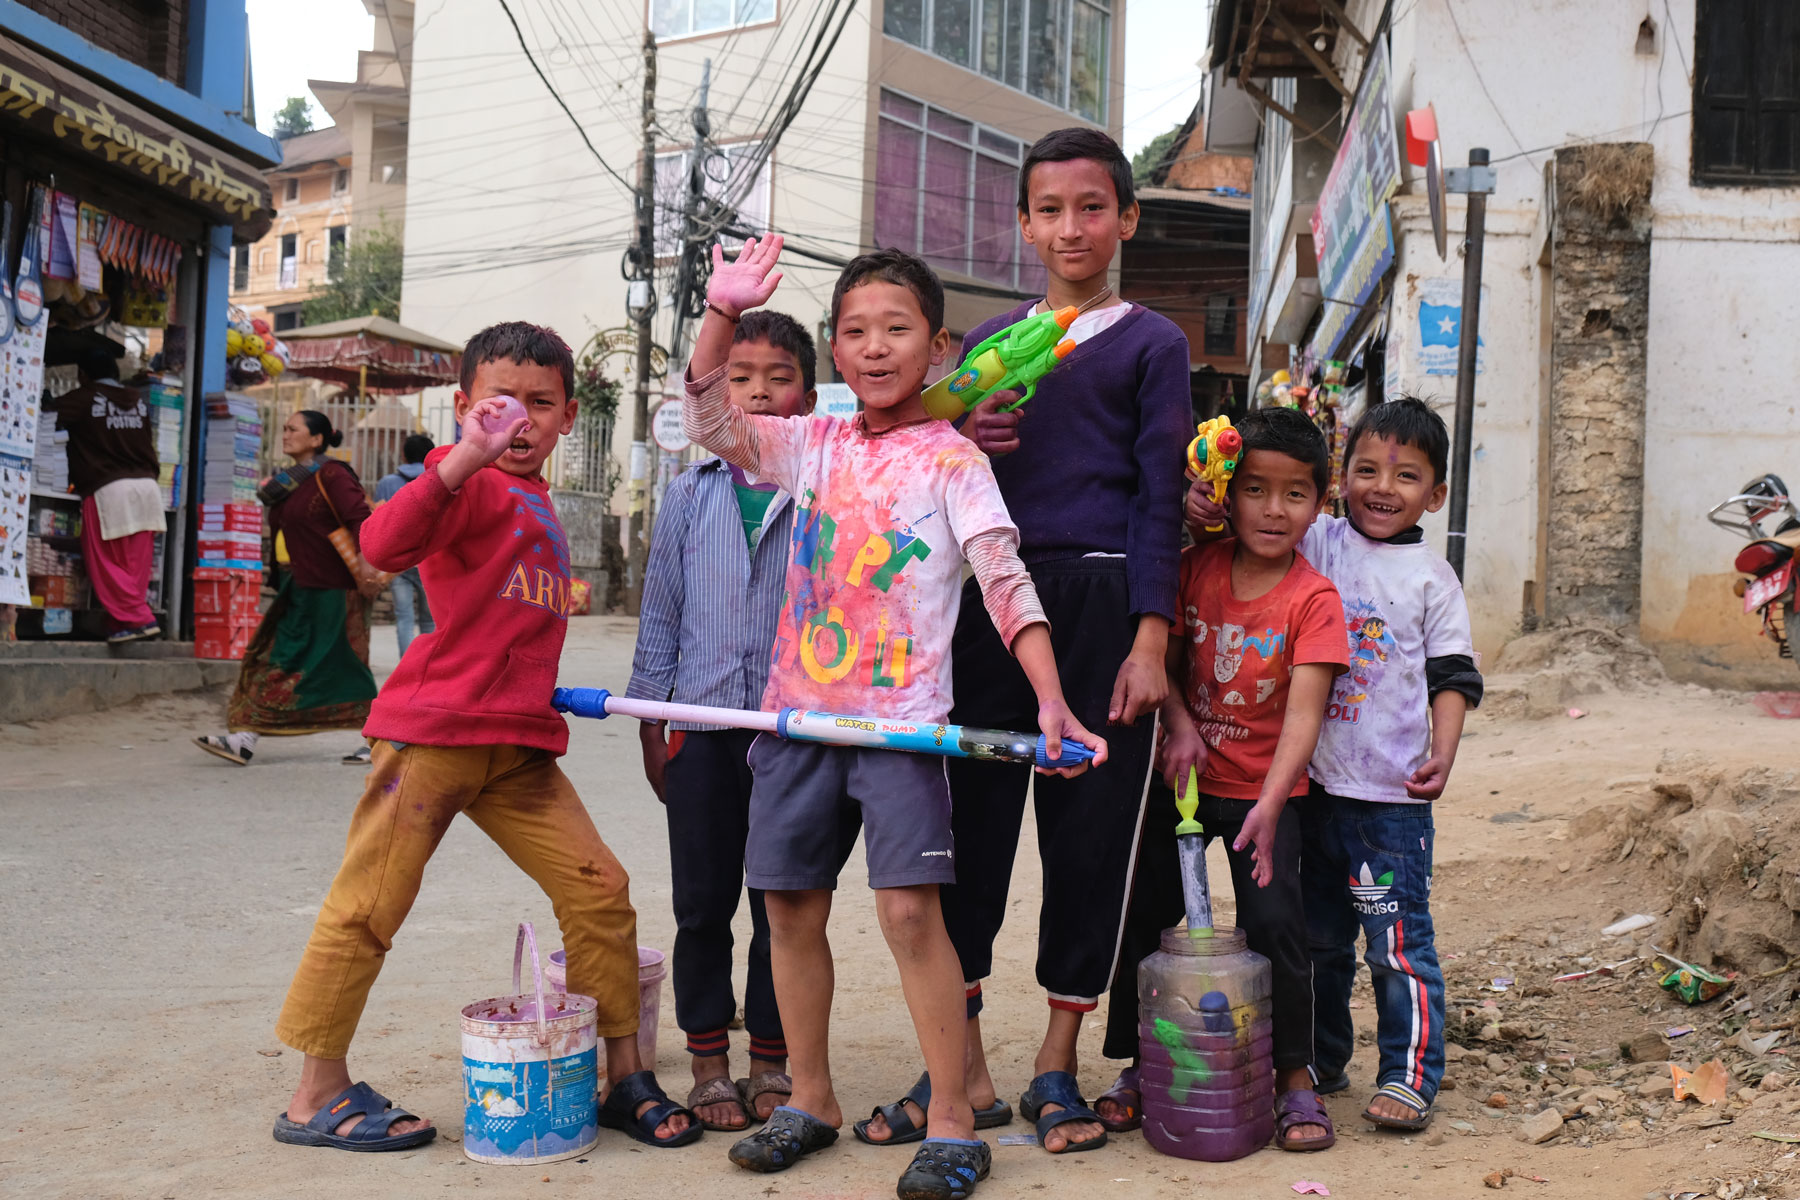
[23,0,188,84]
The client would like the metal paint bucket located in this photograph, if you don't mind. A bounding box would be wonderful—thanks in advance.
[542,945,666,1069]
[460,923,599,1165]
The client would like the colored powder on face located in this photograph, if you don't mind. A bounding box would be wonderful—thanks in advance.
[481,395,528,434]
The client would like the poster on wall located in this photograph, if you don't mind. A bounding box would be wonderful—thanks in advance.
[1308,37,1402,360]
[0,312,47,459]
[0,452,29,605]
[1414,276,1487,376]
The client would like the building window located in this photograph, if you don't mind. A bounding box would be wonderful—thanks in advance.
[651,0,774,39]
[328,225,348,281]
[874,90,1047,292]
[1203,292,1237,356]
[653,144,771,259]
[283,177,299,203]
[885,0,1110,122]
[272,306,302,332]
[232,243,249,292]
[1693,0,1800,184]
[279,233,298,289]
[333,168,349,196]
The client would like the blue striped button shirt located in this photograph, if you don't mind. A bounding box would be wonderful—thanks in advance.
[625,456,794,730]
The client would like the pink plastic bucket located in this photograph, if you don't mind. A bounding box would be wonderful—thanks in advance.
[543,945,666,1068]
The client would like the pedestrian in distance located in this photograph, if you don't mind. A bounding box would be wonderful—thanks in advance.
[374,432,437,657]
[626,310,819,1131]
[1191,396,1483,1132]
[264,323,696,1155]
[863,127,1191,1156]
[683,235,1107,1200]
[1117,406,1350,1151]
[194,410,378,766]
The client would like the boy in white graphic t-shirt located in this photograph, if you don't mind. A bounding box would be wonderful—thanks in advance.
[1188,396,1482,1136]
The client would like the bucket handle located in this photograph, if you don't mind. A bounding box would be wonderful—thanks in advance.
[512,921,552,1048]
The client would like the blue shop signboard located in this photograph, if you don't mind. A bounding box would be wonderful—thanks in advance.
[1307,38,1401,361]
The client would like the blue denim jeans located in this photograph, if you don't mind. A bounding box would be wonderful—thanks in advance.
[1301,787,1444,1109]
[391,566,434,656]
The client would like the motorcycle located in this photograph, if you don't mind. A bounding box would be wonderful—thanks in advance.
[1709,474,1800,671]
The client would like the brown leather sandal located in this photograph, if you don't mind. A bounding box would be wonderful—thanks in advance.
[736,1069,794,1124]
[687,1074,751,1131]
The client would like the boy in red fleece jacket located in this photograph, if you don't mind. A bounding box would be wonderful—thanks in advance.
[269,323,698,1156]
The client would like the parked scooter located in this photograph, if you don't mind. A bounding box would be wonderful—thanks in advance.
[1709,474,1800,672]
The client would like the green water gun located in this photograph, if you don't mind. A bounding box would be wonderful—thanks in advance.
[922,305,1079,421]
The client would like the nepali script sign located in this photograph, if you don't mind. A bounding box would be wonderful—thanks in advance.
[1308,37,1401,360]
[0,42,273,238]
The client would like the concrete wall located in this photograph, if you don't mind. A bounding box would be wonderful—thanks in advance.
[1356,0,1800,680]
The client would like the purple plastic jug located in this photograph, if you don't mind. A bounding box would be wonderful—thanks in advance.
[1138,925,1275,1161]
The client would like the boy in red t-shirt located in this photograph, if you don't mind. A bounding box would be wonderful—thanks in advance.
[268,323,697,1156]
[1137,406,1348,1151]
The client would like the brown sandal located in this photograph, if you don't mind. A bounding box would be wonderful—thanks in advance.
[736,1070,794,1124]
[686,1074,751,1131]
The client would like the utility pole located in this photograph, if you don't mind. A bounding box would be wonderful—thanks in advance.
[1445,146,1494,581]
[625,29,658,615]
[670,59,713,366]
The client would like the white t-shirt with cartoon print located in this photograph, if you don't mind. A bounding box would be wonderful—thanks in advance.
[1300,514,1475,804]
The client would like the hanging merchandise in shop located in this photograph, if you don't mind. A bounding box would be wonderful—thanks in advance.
[1307,38,1401,362]
[0,43,273,240]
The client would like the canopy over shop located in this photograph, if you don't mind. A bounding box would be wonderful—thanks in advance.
[264,316,463,484]
[0,25,276,641]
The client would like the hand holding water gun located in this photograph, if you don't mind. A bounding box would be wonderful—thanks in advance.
[923,305,1080,421]
[1186,416,1242,533]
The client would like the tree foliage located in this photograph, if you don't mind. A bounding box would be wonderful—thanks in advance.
[273,96,314,139]
[300,222,403,325]
[1131,123,1186,187]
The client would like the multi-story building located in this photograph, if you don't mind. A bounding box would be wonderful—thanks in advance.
[400,0,1133,596]
[1206,0,1800,687]
[233,125,354,331]
[232,0,410,332]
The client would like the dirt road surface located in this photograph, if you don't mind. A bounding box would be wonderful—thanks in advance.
[2,617,1795,1199]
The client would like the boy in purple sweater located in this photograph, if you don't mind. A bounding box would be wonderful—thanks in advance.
[858,128,1190,1155]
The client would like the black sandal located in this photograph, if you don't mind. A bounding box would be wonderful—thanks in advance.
[727,1105,839,1172]
[854,1071,1013,1145]
[897,1138,992,1200]
[598,1070,702,1147]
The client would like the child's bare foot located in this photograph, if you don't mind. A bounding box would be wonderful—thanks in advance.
[600,1078,695,1141]
[858,1069,1000,1142]
[1274,1069,1334,1148]
[688,1055,749,1130]
[1366,1093,1416,1123]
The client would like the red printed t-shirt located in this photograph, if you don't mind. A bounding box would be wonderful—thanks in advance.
[358,446,574,754]
[683,366,1016,725]
[1179,539,1348,800]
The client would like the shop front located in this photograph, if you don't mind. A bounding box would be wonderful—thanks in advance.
[0,34,275,644]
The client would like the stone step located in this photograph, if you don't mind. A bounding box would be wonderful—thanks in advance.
[0,653,238,724]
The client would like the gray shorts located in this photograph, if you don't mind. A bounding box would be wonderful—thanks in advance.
[744,736,955,891]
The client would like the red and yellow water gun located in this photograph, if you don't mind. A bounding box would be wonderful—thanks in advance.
[1187,416,1242,533]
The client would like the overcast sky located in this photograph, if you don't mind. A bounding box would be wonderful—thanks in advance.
[247,0,1202,156]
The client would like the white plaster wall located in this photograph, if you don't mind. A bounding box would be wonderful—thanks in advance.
[1362,0,1800,675]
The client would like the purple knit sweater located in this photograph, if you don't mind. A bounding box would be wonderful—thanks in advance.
[961,302,1191,622]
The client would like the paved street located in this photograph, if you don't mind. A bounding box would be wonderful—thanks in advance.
[0,616,1748,1200]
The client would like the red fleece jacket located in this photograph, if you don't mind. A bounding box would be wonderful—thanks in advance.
[360,446,573,754]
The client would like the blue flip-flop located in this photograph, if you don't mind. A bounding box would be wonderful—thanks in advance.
[599,1069,703,1147]
[271,1081,436,1152]
[1018,1070,1107,1154]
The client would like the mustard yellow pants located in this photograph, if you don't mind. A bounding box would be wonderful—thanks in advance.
[276,741,639,1059]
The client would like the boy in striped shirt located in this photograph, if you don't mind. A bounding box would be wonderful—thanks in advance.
[627,312,817,1133]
